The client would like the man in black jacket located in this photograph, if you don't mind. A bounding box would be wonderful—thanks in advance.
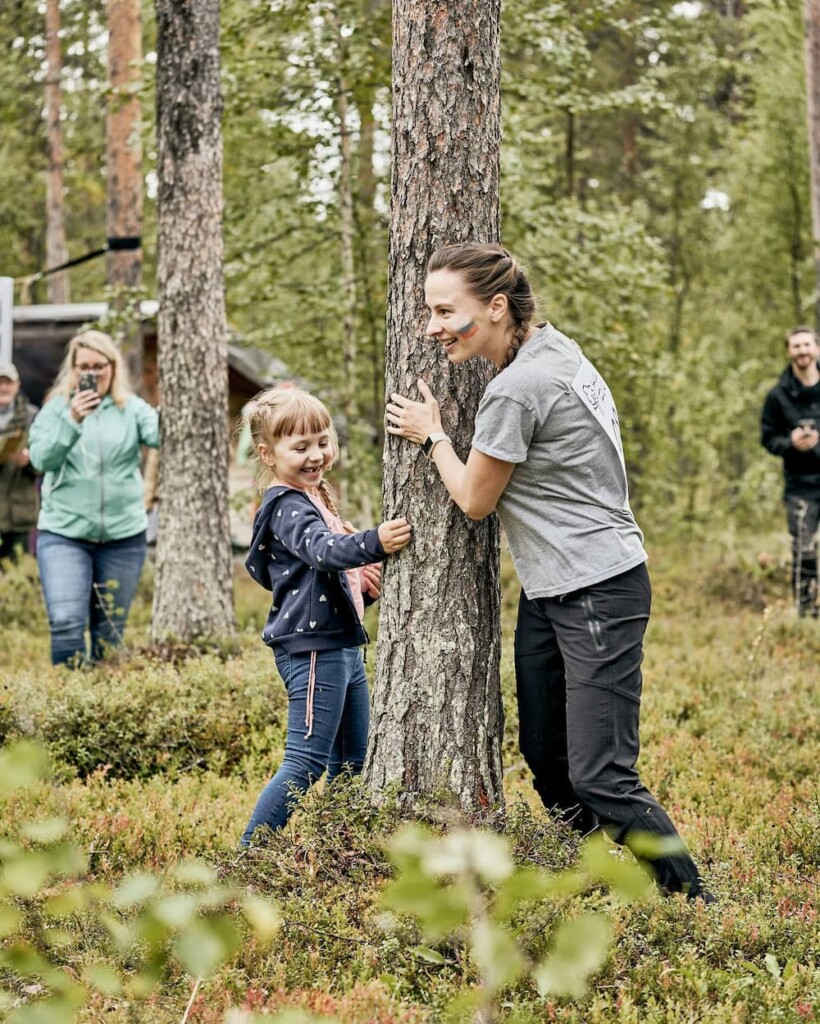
[761,326,820,618]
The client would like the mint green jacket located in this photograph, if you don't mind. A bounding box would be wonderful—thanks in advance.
[29,395,159,542]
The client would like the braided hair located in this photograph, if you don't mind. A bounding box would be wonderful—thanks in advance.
[427,243,536,367]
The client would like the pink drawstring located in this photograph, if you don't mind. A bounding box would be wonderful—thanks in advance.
[305,651,317,738]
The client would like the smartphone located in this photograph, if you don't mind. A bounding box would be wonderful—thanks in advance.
[798,418,816,433]
[78,371,98,393]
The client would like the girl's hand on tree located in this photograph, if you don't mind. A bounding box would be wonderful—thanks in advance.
[361,562,382,597]
[378,517,412,553]
[385,379,442,445]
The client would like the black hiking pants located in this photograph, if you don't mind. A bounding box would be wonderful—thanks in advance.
[514,562,705,897]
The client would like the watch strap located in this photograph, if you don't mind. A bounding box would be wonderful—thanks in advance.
[422,432,451,457]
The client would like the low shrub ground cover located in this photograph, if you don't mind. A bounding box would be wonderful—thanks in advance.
[1,535,818,1022]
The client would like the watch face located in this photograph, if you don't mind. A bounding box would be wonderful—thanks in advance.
[421,437,432,455]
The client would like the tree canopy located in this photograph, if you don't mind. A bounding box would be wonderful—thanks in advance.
[2,0,812,531]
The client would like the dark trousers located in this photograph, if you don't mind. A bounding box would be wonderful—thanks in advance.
[786,495,819,617]
[514,562,704,896]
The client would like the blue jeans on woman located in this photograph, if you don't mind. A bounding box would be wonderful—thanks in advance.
[37,530,147,666]
[241,646,370,846]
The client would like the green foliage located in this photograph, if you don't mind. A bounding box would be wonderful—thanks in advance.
[0,555,46,630]
[3,0,813,529]
[0,740,280,1023]
[0,646,286,781]
[383,825,651,1017]
[1,539,819,1020]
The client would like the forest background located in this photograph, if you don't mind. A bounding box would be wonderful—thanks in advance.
[1,0,811,531]
[1,1,819,1023]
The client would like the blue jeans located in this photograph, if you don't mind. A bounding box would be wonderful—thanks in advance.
[37,530,147,666]
[241,646,370,845]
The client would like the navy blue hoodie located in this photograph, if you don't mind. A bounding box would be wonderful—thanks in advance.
[245,486,387,653]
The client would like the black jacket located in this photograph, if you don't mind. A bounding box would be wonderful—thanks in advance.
[760,363,820,498]
[245,485,386,653]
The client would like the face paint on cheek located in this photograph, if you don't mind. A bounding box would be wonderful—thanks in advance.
[456,320,479,339]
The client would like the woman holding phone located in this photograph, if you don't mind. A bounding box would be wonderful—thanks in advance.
[28,330,159,666]
[385,242,712,901]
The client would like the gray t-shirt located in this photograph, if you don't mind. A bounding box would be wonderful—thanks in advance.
[472,324,646,598]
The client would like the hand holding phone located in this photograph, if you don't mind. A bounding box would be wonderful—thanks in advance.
[70,373,102,422]
[792,418,819,451]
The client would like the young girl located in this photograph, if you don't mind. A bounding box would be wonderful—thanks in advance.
[241,385,411,845]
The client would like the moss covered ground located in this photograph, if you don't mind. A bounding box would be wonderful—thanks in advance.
[0,533,818,1023]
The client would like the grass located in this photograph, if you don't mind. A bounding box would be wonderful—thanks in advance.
[0,532,818,1023]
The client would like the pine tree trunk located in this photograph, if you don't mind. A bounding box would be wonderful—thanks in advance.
[106,0,144,378]
[364,0,504,812]
[44,0,70,304]
[805,0,820,328]
[152,0,234,642]
[106,0,143,289]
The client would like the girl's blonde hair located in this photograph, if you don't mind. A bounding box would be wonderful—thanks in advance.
[249,384,340,513]
[47,329,133,409]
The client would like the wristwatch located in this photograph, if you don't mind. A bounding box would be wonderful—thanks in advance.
[421,432,452,458]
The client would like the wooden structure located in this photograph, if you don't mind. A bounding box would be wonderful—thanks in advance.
[11,301,287,414]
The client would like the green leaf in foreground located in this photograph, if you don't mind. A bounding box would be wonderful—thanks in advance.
[534,914,612,999]
[409,944,448,965]
[173,915,241,977]
[0,902,22,937]
[0,742,50,796]
[5,995,79,1024]
[82,963,123,997]
[240,895,282,943]
[20,819,70,845]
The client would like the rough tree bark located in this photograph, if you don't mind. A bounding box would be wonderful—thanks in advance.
[106,0,144,378]
[805,0,820,329]
[106,0,142,289]
[151,0,234,641]
[364,0,504,812]
[44,0,70,304]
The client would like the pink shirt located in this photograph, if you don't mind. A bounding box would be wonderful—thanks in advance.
[308,494,367,622]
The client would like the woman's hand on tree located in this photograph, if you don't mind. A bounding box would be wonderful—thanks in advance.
[385,379,442,445]
[70,388,101,423]
[378,517,412,553]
